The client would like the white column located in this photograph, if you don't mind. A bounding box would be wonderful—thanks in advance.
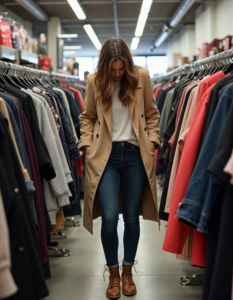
[166,33,182,68]
[166,44,173,69]
[180,25,196,62]
[216,0,233,38]
[48,17,61,72]
[195,2,216,49]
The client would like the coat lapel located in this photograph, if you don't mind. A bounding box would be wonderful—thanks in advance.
[129,75,142,138]
[102,103,112,136]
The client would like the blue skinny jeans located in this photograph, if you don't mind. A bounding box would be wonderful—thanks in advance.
[97,142,147,268]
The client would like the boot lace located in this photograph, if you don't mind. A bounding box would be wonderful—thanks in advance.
[103,264,108,281]
[103,265,119,288]
[122,261,138,286]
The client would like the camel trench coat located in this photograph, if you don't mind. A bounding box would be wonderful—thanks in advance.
[78,68,161,234]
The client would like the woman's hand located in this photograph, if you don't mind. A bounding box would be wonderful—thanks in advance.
[84,146,91,153]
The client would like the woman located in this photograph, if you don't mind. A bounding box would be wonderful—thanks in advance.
[78,37,161,299]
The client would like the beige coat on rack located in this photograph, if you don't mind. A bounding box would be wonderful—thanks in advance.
[78,68,161,234]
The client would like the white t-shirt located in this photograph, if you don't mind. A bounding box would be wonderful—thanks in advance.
[111,81,139,146]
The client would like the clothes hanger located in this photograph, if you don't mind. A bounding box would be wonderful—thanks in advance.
[22,67,37,89]
[0,61,8,84]
[2,62,24,88]
[33,70,45,88]
[7,63,29,89]
[210,52,227,75]
[220,49,233,74]
[200,60,212,79]
[26,68,41,89]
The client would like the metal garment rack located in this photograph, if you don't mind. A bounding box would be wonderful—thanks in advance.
[154,48,233,82]
[152,50,233,285]
[0,61,81,256]
[0,60,80,81]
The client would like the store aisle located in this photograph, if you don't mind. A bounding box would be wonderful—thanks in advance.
[46,188,203,300]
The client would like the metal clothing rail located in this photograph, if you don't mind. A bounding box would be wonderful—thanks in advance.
[0,60,79,81]
[154,48,233,81]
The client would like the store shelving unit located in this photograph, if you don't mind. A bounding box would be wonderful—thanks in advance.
[19,50,38,67]
[0,46,39,68]
[0,45,19,65]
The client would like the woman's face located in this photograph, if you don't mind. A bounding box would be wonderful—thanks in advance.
[111,59,126,81]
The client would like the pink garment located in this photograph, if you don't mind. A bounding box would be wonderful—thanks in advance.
[18,28,29,51]
[176,229,193,261]
[197,43,208,60]
[224,152,233,185]
[165,81,203,214]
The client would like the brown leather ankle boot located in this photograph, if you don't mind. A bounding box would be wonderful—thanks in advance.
[121,265,137,296]
[105,266,121,299]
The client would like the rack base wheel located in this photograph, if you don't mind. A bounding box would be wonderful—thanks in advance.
[180,274,204,286]
[65,217,80,227]
[51,230,67,239]
[48,247,70,257]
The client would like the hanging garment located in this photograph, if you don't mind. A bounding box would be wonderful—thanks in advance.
[0,190,18,299]
[0,112,49,300]
[23,89,72,224]
[164,81,200,214]
[0,20,13,48]
[176,79,233,235]
[10,25,19,49]
[3,84,56,181]
[163,71,225,267]
[159,84,196,221]
[202,95,233,300]
[5,92,49,264]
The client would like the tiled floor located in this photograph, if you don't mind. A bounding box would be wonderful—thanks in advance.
[46,187,203,300]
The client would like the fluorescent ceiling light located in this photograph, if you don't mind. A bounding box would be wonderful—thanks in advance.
[154,31,169,48]
[141,0,153,14]
[131,37,140,50]
[63,46,82,49]
[83,24,102,51]
[67,0,86,20]
[58,34,78,38]
[63,51,76,55]
[135,13,148,37]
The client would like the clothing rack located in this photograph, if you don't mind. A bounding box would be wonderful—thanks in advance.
[0,60,80,81]
[154,48,233,81]
[0,60,81,257]
[152,49,233,286]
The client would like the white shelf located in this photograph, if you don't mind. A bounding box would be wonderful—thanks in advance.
[0,46,19,64]
[19,50,38,65]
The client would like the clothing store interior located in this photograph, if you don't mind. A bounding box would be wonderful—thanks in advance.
[0,0,233,299]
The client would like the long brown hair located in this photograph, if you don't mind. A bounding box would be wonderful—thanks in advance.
[95,37,139,110]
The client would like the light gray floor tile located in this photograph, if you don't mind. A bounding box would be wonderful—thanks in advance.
[46,190,203,300]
